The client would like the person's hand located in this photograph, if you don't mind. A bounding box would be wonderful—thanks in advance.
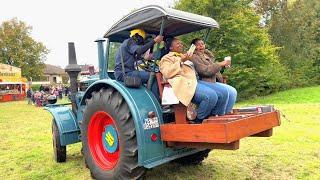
[144,52,153,61]
[224,56,231,68]
[218,60,231,67]
[153,35,163,43]
[224,60,231,67]
[186,50,193,57]
[180,53,191,62]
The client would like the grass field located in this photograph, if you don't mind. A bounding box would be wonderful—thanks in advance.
[0,86,319,179]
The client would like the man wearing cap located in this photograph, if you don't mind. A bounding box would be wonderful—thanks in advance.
[114,28,163,98]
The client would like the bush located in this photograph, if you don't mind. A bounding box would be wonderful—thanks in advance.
[30,84,41,91]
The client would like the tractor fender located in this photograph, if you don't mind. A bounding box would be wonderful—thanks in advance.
[80,79,167,167]
[45,105,80,146]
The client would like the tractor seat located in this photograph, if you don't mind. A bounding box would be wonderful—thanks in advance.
[155,72,168,100]
[156,72,190,124]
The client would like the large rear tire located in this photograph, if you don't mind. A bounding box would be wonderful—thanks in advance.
[81,88,146,180]
[52,120,67,162]
[173,149,211,165]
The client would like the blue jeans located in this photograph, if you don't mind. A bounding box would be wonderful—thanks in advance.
[117,71,160,101]
[201,81,237,114]
[191,81,218,120]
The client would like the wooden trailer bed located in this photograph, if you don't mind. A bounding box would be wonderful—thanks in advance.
[156,72,281,150]
[160,109,281,150]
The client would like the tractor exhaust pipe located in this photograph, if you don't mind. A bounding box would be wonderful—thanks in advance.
[65,42,81,115]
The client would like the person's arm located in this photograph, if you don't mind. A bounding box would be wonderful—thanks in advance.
[135,40,155,56]
[191,54,222,77]
[216,72,224,82]
[128,35,163,57]
[159,55,182,79]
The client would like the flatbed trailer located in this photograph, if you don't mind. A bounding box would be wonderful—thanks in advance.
[161,109,280,150]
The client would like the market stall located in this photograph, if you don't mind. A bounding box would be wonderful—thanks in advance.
[0,63,28,102]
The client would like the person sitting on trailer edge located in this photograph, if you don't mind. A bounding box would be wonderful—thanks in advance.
[190,38,237,115]
[159,37,222,123]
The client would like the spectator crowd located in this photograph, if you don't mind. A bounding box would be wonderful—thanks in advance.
[26,85,70,107]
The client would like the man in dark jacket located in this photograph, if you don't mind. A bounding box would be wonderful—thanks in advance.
[114,28,163,98]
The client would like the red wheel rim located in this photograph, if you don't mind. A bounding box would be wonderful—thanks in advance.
[88,111,120,170]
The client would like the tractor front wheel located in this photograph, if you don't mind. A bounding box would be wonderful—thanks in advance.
[81,88,145,179]
[52,120,67,162]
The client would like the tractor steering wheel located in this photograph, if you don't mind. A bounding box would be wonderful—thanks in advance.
[137,59,159,72]
[137,46,164,72]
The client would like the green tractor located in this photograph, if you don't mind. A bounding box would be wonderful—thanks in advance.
[46,5,280,179]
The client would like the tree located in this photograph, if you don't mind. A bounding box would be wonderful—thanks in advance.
[108,42,120,70]
[175,0,288,99]
[0,18,49,80]
[269,0,320,86]
[253,0,287,26]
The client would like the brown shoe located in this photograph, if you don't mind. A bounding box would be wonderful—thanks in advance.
[187,103,197,120]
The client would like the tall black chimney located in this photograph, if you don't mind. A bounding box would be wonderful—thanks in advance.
[65,42,81,114]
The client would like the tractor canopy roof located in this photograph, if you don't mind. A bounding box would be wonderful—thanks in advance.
[104,5,219,42]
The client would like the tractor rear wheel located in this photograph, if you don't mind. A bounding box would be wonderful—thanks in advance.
[52,120,67,162]
[81,88,146,179]
[173,149,211,165]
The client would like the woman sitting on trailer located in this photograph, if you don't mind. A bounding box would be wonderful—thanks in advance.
[159,37,226,123]
[190,38,237,114]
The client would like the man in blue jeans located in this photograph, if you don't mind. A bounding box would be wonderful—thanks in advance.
[114,28,163,99]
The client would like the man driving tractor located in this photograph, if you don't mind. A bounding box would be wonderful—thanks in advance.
[114,28,163,98]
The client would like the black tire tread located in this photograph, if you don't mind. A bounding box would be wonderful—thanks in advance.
[81,87,146,180]
[52,120,67,163]
[173,149,211,165]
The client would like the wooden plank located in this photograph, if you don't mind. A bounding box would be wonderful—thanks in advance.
[237,112,259,115]
[225,111,280,142]
[160,123,228,143]
[203,119,235,123]
[167,141,240,150]
[203,118,239,124]
[220,114,254,118]
[232,109,260,115]
[251,129,273,137]
[173,104,188,124]
[208,114,252,119]
[160,111,281,143]
[204,113,261,123]
[204,117,239,122]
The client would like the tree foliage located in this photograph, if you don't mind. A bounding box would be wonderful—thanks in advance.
[253,0,287,26]
[108,42,120,70]
[269,0,320,86]
[0,18,49,80]
[175,0,288,99]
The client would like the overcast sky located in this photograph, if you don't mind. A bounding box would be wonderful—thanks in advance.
[0,0,175,68]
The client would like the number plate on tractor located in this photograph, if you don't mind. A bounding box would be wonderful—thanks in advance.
[143,117,159,130]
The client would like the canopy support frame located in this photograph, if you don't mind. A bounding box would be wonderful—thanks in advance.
[147,18,166,90]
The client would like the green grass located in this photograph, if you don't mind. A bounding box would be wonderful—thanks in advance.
[0,86,319,179]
